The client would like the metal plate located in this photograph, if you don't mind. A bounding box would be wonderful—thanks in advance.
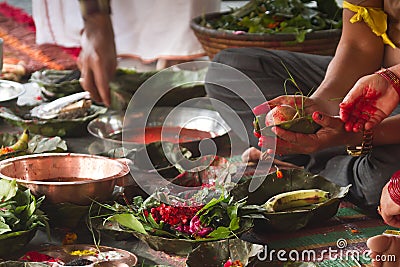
[0,80,25,102]
[35,244,138,266]
[87,107,231,151]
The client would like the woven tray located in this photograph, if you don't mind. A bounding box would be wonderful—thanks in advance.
[190,12,342,59]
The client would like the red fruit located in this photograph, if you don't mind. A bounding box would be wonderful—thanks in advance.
[265,104,297,126]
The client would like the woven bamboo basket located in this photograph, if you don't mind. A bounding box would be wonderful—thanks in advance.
[190,12,342,59]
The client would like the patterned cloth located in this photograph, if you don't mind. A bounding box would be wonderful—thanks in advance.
[0,2,77,74]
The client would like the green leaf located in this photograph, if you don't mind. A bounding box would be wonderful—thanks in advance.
[316,0,342,19]
[27,135,67,154]
[207,226,231,239]
[145,213,160,229]
[229,217,240,231]
[0,179,17,202]
[106,214,147,235]
[0,220,12,235]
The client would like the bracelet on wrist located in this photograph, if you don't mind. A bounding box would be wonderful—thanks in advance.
[78,0,111,18]
[346,129,373,157]
[375,68,400,98]
[388,170,400,206]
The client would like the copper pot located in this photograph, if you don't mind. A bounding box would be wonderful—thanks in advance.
[0,153,130,205]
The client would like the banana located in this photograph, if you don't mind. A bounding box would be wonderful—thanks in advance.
[263,189,330,212]
[0,129,29,155]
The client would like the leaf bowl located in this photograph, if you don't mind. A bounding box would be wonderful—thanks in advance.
[0,105,107,137]
[100,218,253,258]
[133,231,257,266]
[0,228,37,257]
[29,69,83,101]
[256,113,321,136]
[232,168,350,231]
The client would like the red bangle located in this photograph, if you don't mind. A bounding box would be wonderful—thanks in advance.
[388,170,400,206]
[375,68,400,98]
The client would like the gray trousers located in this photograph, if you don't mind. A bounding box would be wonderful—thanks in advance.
[205,47,400,213]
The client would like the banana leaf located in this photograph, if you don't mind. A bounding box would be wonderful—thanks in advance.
[186,238,261,267]
[130,217,253,257]
[0,132,67,161]
[0,105,107,137]
[256,113,321,136]
[231,168,350,231]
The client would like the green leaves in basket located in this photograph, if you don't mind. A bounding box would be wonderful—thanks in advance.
[0,179,48,235]
[0,180,48,256]
[204,0,342,42]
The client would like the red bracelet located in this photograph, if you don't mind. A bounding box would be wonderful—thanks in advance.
[375,68,400,98]
[388,170,400,206]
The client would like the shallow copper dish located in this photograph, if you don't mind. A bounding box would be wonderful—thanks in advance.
[0,153,130,205]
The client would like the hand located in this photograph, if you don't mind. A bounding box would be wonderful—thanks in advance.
[339,73,399,132]
[253,95,326,116]
[378,182,400,228]
[259,112,357,155]
[77,14,117,106]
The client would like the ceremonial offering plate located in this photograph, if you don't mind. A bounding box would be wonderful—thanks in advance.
[20,244,138,266]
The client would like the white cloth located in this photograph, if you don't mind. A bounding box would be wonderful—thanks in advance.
[32,0,221,62]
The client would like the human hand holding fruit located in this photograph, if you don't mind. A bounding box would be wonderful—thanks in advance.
[261,112,355,155]
[253,95,326,153]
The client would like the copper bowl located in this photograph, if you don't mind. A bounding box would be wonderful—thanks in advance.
[0,153,130,205]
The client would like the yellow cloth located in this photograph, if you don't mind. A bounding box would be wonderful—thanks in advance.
[343,1,396,48]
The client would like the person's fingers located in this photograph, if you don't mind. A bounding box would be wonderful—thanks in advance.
[241,147,261,163]
[253,102,271,116]
[368,251,383,267]
[93,56,116,107]
[80,69,102,102]
[312,112,344,130]
[367,235,391,253]
[258,135,275,148]
[339,102,352,122]
[382,214,400,228]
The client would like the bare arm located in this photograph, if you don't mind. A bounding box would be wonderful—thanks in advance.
[311,0,385,115]
[372,115,400,145]
[77,0,117,106]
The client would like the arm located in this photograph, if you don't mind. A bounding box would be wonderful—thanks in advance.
[372,115,400,145]
[77,0,117,106]
[378,171,400,228]
[310,0,385,115]
[259,112,400,156]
